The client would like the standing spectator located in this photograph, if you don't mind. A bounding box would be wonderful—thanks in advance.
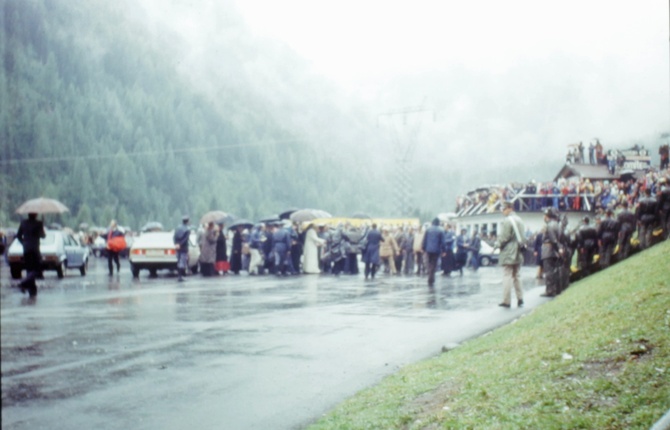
[230,225,244,275]
[199,222,218,277]
[379,226,399,275]
[598,209,620,269]
[541,207,562,298]
[441,224,456,276]
[469,231,482,271]
[558,215,573,294]
[318,224,331,274]
[588,141,596,164]
[302,223,326,274]
[328,224,347,275]
[577,141,585,163]
[422,218,445,287]
[533,229,544,279]
[636,188,658,249]
[248,224,265,275]
[412,224,426,276]
[392,227,404,274]
[362,224,383,280]
[215,222,228,275]
[343,224,362,275]
[659,144,669,170]
[173,215,191,282]
[454,228,469,276]
[576,217,598,275]
[399,226,415,275]
[494,202,526,307]
[106,220,125,276]
[262,224,274,275]
[16,212,46,297]
[657,178,670,240]
[617,201,636,259]
[289,223,303,275]
[272,222,292,276]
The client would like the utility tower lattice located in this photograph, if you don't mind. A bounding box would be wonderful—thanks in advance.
[378,105,433,216]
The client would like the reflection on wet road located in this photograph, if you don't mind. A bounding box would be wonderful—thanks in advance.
[1,259,547,430]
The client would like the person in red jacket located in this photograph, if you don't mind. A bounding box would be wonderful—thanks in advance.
[106,220,125,276]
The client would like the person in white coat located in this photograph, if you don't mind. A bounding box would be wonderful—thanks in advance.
[302,223,326,274]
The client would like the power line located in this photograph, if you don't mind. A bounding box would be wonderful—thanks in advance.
[0,138,306,165]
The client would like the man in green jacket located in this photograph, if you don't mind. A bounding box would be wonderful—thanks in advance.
[494,201,526,308]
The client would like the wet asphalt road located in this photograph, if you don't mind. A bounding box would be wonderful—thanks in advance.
[1,258,549,430]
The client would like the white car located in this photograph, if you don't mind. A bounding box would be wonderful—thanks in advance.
[7,229,90,279]
[129,230,200,278]
[478,240,500,266]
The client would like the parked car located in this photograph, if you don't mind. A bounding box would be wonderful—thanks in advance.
[129,230,200,278]
[7,229,90,279]
[478,241,500,266]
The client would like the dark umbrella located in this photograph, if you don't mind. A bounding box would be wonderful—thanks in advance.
[290,209,332,223]
[16,197,69,214]
[279,208,300,220]
[258,215,281,224]
[200,210,230,225]
[228,219,254,231]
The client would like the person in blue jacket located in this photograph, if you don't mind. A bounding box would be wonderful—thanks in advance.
[455,228,469,276]
[362,224,383,280]
[422,218,445,287]
[272,222,292,276]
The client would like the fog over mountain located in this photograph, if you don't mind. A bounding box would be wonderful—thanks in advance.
[140,0,669,177]
[1,0,668,227]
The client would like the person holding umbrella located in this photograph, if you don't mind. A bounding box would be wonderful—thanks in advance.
[16,212,46,297]
[106,220,125,276]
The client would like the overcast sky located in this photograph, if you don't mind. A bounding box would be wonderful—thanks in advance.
[228,1,669,164]
[234,1,666,90]
[142,0,669,170]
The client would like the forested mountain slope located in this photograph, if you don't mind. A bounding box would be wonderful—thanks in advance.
[0,0,386,228]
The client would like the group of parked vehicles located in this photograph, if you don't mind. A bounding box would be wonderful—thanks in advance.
[4,224,201,280]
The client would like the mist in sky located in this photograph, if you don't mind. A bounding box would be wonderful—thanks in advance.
[139,0,669,182]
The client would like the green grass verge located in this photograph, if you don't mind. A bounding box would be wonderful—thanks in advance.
[308,241,670,430]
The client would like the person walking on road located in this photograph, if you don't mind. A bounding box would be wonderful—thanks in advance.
[173,215,191,282]
[422,218,446,287]
[494,201,526,308]
[106,220,125,276]
[16,212,46,297]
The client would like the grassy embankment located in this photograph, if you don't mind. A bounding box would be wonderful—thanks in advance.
[309,240,670,430]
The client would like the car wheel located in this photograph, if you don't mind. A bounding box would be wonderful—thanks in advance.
[56,262,64,279]
[131,263,140,278]
[10,265,22,280]
[80,259,87,276]
[480,256,491,267]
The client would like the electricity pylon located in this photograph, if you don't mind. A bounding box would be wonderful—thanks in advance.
[378,104,433,216]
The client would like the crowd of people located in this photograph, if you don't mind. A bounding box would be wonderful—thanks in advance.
[456,165,669,217]
[173,217,494,284]
[7,151,668,299]
[530,175,669,299]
